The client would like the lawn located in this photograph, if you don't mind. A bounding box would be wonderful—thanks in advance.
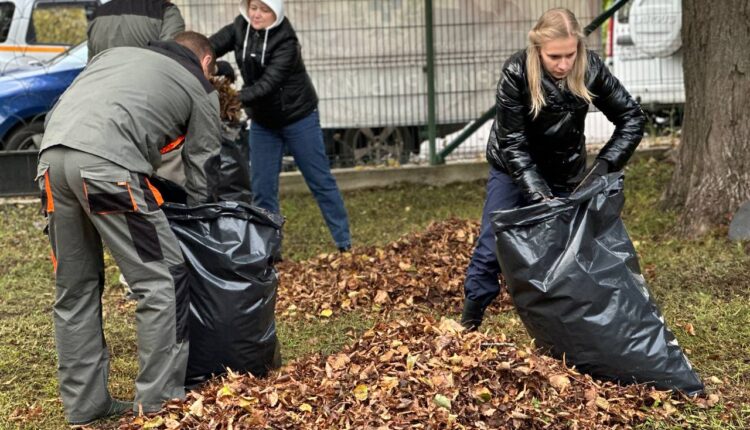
[0,157,748,429]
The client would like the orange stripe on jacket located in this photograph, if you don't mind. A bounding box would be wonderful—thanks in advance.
[145,178,164,206]
[160,136,185,154]
[44,171,55,213]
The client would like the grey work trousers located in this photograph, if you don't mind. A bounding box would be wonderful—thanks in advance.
[37,147,190,423]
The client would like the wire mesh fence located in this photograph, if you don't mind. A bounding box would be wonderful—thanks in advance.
[0,0,685,168]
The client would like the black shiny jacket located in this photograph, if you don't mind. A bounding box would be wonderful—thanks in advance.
[486,50,645,200]
[210,18,318,129]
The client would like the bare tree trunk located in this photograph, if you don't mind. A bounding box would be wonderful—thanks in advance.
[662,0,750,236]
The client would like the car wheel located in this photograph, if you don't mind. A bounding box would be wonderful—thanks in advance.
[341,127,411,166]
[5,121,45,150]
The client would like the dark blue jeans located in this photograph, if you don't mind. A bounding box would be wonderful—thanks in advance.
[249,110,351,249]
[464,168,525,308]
[465,167,569,308]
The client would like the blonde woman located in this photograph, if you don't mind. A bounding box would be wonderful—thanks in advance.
[461,8,645,330]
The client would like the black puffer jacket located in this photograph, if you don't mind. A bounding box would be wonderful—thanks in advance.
[487,50,645,200]
[210,18,318,129]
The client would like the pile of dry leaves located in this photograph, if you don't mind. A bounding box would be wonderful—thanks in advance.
[276,219,512,319]
[118,317,689,430]
[210,76,243,124]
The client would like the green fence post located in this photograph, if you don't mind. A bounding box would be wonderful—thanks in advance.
[425,0,438,165]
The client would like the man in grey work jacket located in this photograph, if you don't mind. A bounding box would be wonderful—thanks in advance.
[87,0,185,62]
[37,31,220,426]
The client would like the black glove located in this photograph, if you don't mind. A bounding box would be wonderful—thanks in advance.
[579,159,611,189]
[238,87,253,105]
[215,60,236,83]
[590,158,610,176]
[528,189,554,204]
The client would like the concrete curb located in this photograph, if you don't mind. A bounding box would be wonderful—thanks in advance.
[280,145,672,195]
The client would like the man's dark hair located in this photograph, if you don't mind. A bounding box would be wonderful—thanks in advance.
[174,31,216,71]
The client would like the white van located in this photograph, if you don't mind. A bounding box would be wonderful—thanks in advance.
[608,0,684,114]
[0,0,99,73]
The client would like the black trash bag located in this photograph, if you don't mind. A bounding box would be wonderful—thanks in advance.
[215,124,252,204]
[162,201,284,387]
[491,173,704,395]
[150,124,251,205]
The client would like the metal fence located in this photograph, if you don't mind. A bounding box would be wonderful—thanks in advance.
[0,0,685,171]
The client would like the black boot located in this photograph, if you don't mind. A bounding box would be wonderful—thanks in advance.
[461,298,485,331]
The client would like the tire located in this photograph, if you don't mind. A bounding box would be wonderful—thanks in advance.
[4,120,45,150]
[341,126,412,167]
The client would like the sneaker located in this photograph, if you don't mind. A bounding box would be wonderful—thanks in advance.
[338,245,351,253]
[69,399,132,427]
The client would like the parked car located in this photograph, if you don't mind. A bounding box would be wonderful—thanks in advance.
[607,0,683,129]
[0,0,98,72]
[0,41,86,150]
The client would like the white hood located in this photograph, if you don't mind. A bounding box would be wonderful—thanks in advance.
[239,0,285,66]
[239,0,285,30]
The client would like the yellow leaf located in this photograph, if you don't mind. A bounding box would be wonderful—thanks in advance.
[549,374,571,392]
[299,403,313,413]
[706,393,720,407]
[406,354,418,371]
[438,317,465,334]
[267,391,279,407]
[144,416,164,429]
[353,384,369,401]
[433,394,451,410]
[449,354,463,365]
[595,396,610,411]
[217,385,235,398]
[239,397,257,413]
[320,309,333,318]
[398,261,415,271]
[189,398,204,417]
[374,290,390,304]
[380,376,399,391]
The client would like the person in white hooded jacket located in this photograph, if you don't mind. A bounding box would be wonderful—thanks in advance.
[210,0,352,252]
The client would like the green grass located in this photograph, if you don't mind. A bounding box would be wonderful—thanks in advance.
[1,158,748,429]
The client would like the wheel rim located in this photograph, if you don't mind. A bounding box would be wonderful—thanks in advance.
[349,127,405,165]
[19,133,44,150]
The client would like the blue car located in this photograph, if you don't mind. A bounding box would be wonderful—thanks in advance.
[0,42,87,150]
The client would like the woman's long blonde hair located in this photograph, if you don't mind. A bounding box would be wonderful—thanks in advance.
[526,8,593,118]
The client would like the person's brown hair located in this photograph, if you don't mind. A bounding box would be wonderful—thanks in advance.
[175,31,216,72]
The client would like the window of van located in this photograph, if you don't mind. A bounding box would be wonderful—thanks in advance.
[0,2,13,43]
[26,1,95,45]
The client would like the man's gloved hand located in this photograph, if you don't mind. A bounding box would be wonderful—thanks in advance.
[215,60,236,83]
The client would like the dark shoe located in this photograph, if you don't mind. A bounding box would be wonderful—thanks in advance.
[338,245,351,253]
[461,298,485,331]
[69,399,132,427]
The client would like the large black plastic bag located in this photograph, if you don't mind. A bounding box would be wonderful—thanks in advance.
[162,201,284,387]
[216,124,252,204]
[491,173,704,395]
